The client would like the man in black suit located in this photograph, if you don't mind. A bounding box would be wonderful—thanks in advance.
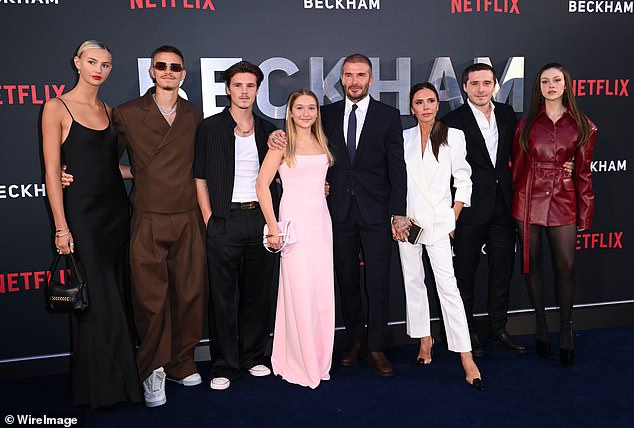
[270,54,408,376]
[441,63,526,356]
[194,61,279,390]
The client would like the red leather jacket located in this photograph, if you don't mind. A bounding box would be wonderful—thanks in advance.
[512,107,597,272]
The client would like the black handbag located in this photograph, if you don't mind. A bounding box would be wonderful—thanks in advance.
[44,252,89,313]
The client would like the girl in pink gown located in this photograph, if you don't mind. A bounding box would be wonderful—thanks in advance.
[256,89,335,388]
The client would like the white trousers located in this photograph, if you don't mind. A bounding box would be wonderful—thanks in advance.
[398,234,471,352]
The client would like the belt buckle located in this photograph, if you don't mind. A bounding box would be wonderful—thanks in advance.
[241,201,256,210]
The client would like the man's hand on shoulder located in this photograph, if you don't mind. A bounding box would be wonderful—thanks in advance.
[268,130,288,151]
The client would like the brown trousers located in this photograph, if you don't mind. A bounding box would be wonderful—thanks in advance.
[130,209,207,381]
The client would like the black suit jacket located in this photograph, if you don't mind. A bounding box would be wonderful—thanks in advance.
[322,96,407,224]
[441,101,517,225]
[193,107,279,219]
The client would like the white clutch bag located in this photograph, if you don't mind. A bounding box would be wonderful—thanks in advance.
[263,221,298,253]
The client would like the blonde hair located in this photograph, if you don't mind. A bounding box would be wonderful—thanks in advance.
[284,89,334,167]
[76,40,110,58]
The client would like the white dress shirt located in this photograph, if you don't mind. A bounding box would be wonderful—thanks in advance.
[467,99,498,167]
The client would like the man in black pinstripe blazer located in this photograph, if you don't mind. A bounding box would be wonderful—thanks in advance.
[194,61,279,391]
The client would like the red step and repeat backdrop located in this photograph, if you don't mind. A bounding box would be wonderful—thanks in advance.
[1,0,632,363]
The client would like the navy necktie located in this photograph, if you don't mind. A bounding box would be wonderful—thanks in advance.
[347,104,358,162]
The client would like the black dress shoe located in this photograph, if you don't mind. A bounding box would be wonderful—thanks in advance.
[489,329,527,354]
[470,333,484,357]
[536,339,551,358]
[560,348,575,367]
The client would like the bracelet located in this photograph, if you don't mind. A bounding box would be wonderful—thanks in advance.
[55,227,69,233]
[55,230,71,238]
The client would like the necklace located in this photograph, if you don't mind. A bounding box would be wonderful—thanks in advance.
[153,94,177,116]
[235,122,254,136]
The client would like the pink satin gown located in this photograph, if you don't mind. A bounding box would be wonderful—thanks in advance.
[271,154,335,388]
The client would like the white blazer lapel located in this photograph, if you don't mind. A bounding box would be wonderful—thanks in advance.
[404,127,432,205]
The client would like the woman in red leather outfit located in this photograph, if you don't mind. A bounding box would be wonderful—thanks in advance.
[512,63,597,367]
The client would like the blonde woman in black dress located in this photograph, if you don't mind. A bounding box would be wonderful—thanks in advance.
[42,40,141,409]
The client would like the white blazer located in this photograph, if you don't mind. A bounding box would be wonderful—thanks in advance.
[402,125,472,245]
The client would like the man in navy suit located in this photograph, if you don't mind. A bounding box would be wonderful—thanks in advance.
[441,63,526,357]
[270,54,408,377]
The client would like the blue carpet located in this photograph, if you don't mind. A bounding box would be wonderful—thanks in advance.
[2,327,633,427]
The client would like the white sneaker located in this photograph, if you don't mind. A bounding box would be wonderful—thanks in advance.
[248,364,271,377]
[210,377,230,390]
[143,367,166,408]
[167,372,202,386]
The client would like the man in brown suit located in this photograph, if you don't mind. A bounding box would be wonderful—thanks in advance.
[115,46,207,408]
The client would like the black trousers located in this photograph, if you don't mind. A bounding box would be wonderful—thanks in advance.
[206,208,276,379]
[453,188,515,334]
[333,197,392,352]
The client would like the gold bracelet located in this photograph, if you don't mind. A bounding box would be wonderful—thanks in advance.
[55,230,71,238]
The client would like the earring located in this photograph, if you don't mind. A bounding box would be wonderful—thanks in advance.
[538,95,544,103]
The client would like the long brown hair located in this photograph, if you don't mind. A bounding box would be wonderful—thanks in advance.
[519,63,591,152]
[284,89,334,167]
[409,82,448,160]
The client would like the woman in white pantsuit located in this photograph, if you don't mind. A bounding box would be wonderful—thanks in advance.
[398,82,483,390]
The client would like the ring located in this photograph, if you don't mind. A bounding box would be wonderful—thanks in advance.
[69,243,74,246]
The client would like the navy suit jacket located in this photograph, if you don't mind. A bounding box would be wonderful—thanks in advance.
[322,96,407,224]
[441,101,517,225]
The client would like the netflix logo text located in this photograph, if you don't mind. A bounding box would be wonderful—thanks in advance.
[576,231,623,250]
[0,84,65,105]
[0,269,69,294]
[451,0,520,14]
[572,79,629,97]
[129,0,215,10]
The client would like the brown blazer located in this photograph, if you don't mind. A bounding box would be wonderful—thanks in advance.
[114,88,203,214]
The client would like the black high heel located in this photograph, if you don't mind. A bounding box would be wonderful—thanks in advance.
[534,314,550,358]
[559,348,575,367]
[536,339,551,358]
[467,377,484,391]
[559,321,575,367]
[462,353,484,391]
[415,337,434,366]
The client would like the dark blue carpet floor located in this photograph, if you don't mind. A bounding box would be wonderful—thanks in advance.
[2,327,633,427]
